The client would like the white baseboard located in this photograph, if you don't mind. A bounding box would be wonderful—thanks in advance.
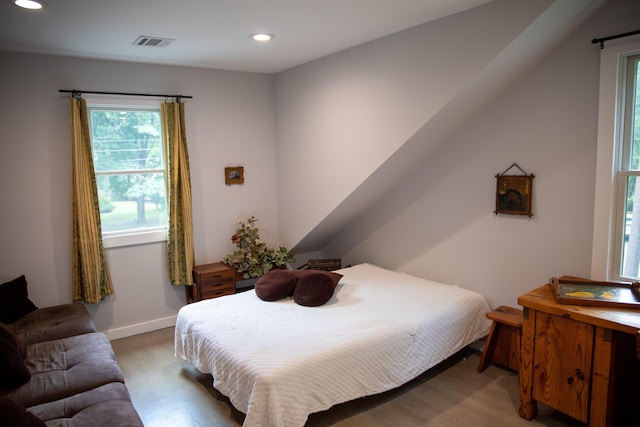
[104,315,177,341]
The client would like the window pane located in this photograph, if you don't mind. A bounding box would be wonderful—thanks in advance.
[617,54,640,279]
[628,57,640,170]
[89,105,168,238]
[622,175,640,279]
[90,110,163,172]
[96,173,167,233]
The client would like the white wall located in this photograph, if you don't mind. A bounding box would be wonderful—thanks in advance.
[274,0,556,249]
[0,52,278,336]
[276,0,640,308]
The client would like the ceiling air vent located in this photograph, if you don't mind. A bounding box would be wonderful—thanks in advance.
[133,36,175,48]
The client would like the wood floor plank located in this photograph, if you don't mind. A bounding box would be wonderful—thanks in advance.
[112,327,587,427]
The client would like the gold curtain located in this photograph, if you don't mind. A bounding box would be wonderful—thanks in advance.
[71,97,114,303]
[162,102,195,286]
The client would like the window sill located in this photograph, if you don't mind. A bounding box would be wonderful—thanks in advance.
[103,228,167,249]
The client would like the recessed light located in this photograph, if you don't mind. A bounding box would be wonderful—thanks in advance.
[13,0,46,9]
[250,33,275,42]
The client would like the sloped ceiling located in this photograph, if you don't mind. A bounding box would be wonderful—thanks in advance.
[285,0,609,254]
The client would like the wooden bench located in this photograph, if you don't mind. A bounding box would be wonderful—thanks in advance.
[478,305,523,373]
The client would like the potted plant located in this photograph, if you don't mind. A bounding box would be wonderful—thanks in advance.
[223,216,295,279]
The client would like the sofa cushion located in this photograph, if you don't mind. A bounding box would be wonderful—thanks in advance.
[9,304,96,345]
[0,322,27,359]
[0,276,38,324]
[0,337,31,391]
[28,382,143,427]
[6,333,125,407]
[0,397,46,427]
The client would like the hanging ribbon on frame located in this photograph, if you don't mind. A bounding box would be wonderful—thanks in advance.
[494,162,535,217]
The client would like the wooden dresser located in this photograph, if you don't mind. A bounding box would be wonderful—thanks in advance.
[518,280,640,426]
[186,262,235,303]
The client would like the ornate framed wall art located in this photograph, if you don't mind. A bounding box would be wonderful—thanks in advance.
[225,166,244,185]
[494,162,534,217]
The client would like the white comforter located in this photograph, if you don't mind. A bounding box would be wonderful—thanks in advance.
[175,263,492,427]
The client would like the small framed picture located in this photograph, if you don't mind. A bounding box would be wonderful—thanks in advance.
[495,175,533,217]
[225,166,244,185]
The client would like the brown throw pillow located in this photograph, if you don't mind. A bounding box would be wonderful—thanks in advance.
[0,337,31,391]
[0,323,27,359]
[0,397,46,427]
[292,271,341,307]
[290,269,343,288]
[0,276,38,324]
[254,270,297,301]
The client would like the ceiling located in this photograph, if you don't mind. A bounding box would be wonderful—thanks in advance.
[0,0,493,74]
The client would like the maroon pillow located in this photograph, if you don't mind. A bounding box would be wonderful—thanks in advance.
[0,323,27,359]
[254,270,297,302]
[290,269,343,288]
[0,276,38,324]
[0,397,45,427]
[0,337,31,391]
[292,271,341,307]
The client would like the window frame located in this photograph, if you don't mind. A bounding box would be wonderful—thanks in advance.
[592,40,640,281]
[86,97,168,249]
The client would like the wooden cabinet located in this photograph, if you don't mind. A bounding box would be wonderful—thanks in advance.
[518,280,640,427]
[531,312,593,422]
[186,262,235,303]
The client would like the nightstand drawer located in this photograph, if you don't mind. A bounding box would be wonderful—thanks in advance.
[199,268,234,284]
[188,262,236,303]
[201,281,235,299]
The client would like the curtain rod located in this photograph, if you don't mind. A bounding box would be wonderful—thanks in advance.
[59,89,192,100]
[592,29,640,49]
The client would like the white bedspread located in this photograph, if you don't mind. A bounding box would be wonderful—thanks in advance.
[175,263,491,427]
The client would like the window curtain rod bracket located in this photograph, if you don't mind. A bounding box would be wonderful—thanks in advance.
[592,29,640,49]
[59,89,192,101]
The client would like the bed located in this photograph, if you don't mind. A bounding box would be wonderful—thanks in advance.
[175,263,492,427]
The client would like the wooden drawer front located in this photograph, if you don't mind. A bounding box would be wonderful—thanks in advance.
[201,281,234,299]
[198,267,234,284]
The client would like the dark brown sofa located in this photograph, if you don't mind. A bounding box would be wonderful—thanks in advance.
[0,276,143,426]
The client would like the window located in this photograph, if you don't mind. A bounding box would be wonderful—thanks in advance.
[88,102,167,248]
[593,42,640,282]
[615,54,640,280]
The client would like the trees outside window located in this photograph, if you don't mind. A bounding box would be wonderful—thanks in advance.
[89,106,167,235]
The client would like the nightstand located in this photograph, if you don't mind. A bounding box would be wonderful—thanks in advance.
[186,262,235,303]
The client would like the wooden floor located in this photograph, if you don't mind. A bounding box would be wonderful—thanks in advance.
[111,327,586,427]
